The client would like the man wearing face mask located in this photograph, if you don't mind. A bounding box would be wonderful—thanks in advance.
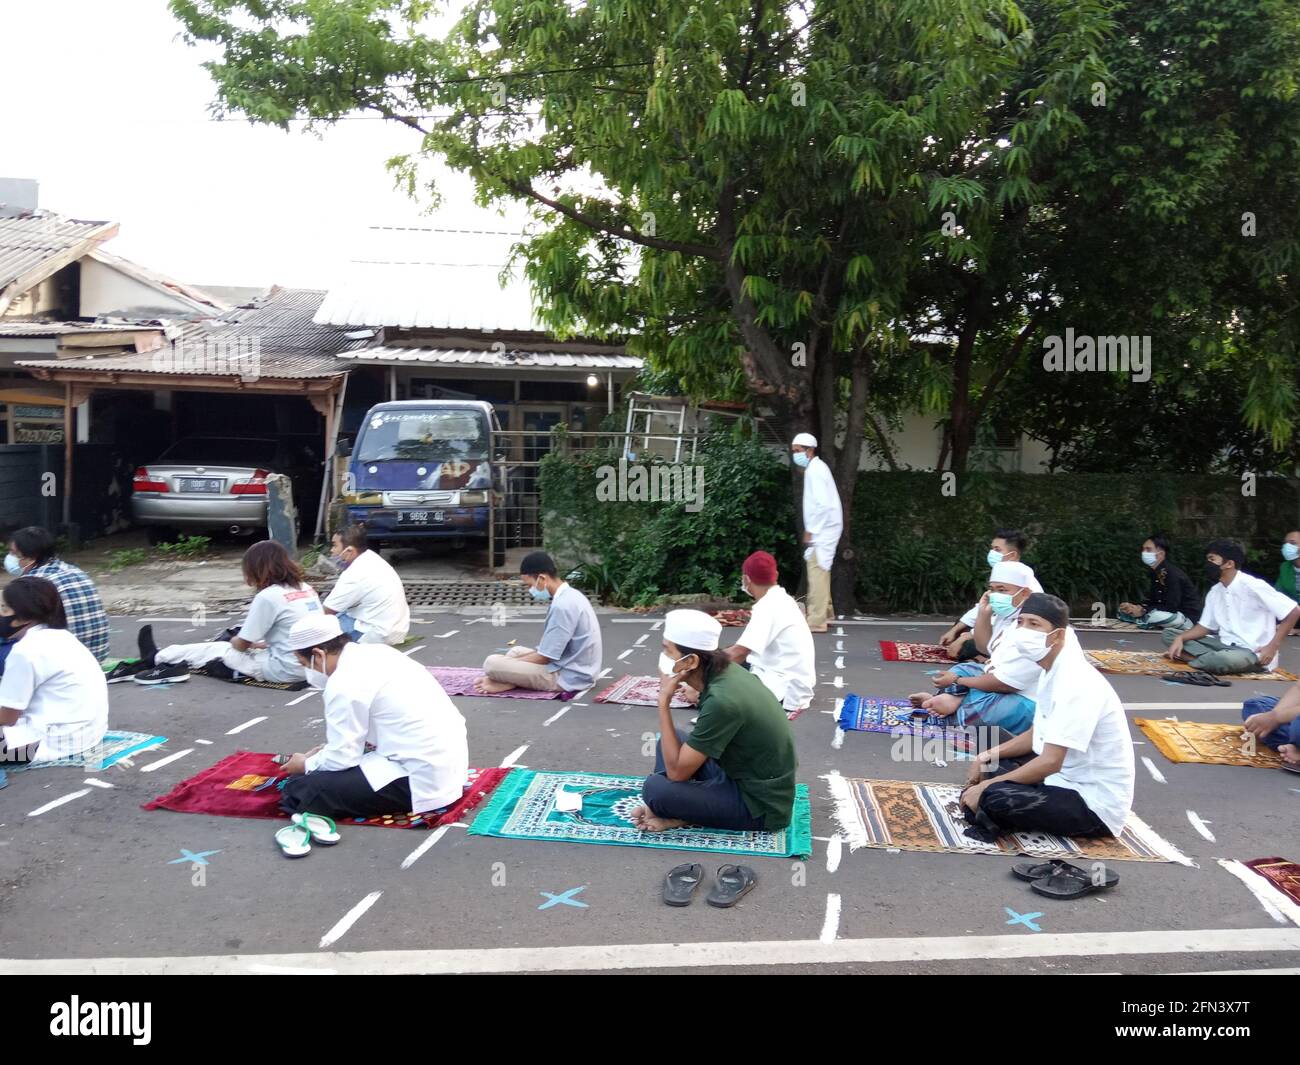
[6,526,109,663]
[790,433,842,633]
[969,559,1039,658]
[1164,539,1300,675]
[939,528,1041,661]
[475,551,601,694]
[278,614,468,819]
[1274,530,1300,614]
[725,551,815,715]
[322,525,410,645]
[960,594,1135,843]
[1117,533,1200,632]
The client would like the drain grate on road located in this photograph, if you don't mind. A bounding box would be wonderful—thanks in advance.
[400,580,531,607]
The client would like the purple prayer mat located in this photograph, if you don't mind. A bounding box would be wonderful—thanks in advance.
[427,666,575,700]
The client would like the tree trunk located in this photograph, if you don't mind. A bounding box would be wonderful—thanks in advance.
[947,316,979,475]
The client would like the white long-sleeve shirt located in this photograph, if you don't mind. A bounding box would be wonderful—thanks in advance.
[305,643,468,813]
[801,455,843,570]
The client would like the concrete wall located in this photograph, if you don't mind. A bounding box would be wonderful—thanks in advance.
[78,256,199,318]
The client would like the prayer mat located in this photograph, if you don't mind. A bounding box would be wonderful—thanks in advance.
[879,641,952,664]
[427,666,575,700]
[469,768,812,859]
[825,774,1182,863]
[837,694,975,754]
[189,661,309,691]
[9,730,167,772]
[1134,718,1286,769]
[1244,857,1300,906]
[711,609,751,627]
[594,674,692,708]
[143,751,510,830]
[1086,648,1296,681]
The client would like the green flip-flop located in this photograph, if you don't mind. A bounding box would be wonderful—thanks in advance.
[294,812,341,845]
[275,822,312,858]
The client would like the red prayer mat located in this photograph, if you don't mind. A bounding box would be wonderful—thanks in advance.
[1245,856,1300,906]
[594,674,692,708]
[879,640,952,664]
[143,751,510,830]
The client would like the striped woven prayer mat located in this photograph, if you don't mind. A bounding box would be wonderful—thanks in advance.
[825,773,1184,863]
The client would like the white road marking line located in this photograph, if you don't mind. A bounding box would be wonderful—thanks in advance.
[542,705,571,727]
[832,726,845,750]
[635,634,649,646]
[1218,860,1300,927]
[27,789,92,816]
[835,640,845,652]
[402,644,425,656]
[286,690,323,707]
[195,739,213,745]
[1140,756,1167,783]
[596,667,612,679]
[1123,702,1238,711]
[1165,715,1179,721]
[248,963,339,975]
[82,778,114,789]
[400,825,460,870]
[138,616,230,623]
[834,627,845,636]
[834,655,844,670]
[826,834,843,873]
[226,716,268,735]
[820,894,841,943]
[8,928,1300,975]
[501,745,529,767]
[139,749,195,773]
[618,649,634,660]
[431,630,460,638]
[651,621,662,631]
[832,676,843,688]
[1186,811,1215,842]
[319,892,383,949]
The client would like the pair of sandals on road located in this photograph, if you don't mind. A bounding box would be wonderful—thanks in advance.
[663,863,756,907]
[275,812,341,858]
[1161,669,1231,687]
[1013,858,1119,900]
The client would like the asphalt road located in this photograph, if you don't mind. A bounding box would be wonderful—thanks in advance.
[2,609,1298,975]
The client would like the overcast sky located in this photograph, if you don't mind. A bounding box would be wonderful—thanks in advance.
[0,0,522,292]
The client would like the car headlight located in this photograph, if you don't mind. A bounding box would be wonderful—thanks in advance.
[459,491,488,505]
[342,492,383,506]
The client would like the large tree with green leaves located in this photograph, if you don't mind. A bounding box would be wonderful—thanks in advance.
[171,0,1113,607]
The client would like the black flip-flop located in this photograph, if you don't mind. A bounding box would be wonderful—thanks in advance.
[1031,863,1119,900]
[1280,762,1300,775]
[663,863,705,907]
[1011,858,1085,883]
[706,864,757,908]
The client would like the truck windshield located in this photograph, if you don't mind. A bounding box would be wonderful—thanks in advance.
[356,410,488,463]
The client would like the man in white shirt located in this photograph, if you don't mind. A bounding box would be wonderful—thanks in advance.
[961,593,1135,841]
[791,432,842,632]
[1165,539,1300,674]
[278,615,469,819]
[939,528,1043,661]
[476,551,602,694]
[724,551,815,713]
[323,525,411,645]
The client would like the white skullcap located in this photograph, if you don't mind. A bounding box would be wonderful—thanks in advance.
[989,560,1034,589]
[792,432,818,448]
[663,609,722,651]
[287,612,344,651]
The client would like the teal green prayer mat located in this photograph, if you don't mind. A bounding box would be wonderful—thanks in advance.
[9,730,167,772]
[469,768,812,859]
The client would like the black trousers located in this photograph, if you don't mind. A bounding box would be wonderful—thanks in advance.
[963,752,1110,839]
[641,728,767,831]
[280,767,413,819]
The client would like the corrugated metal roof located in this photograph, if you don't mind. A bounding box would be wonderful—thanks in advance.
[17,288,360,380]
[0,212,116,291]
[340,344,642,371]
[0,320,163,337]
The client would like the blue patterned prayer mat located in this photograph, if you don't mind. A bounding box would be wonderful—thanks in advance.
[837,694,975,754]
[468,768,811,858]
[9,730,167,772]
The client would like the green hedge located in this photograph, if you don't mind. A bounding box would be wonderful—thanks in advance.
[542,451,1300,612]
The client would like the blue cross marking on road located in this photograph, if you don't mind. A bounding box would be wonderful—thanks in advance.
[538,886,588,910]
[1004,907,1043,931]
[168,849,221,866]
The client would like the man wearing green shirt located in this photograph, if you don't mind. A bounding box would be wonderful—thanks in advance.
[630,609,798,832]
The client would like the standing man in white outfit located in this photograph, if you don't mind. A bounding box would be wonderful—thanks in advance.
[725,550,815,714]
[791,432,843,632]
[323,525,411,645]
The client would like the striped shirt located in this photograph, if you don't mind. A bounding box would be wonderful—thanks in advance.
[27,559,110,663]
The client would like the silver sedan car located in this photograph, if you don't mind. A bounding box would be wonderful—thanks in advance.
[131,436,291,543]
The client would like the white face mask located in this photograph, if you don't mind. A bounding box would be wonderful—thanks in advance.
[658,652,687,677]
[1011,626,1058,662]
[304,651,329,690]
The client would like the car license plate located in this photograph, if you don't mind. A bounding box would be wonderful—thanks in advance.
[398,509,446,525]
[179,478,223,493]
